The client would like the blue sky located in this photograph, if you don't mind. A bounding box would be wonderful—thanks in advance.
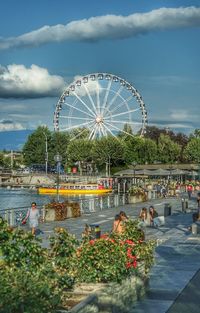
[0,0,200,148]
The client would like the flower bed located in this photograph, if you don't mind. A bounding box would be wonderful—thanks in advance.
[45,200,81,221]
[128,186,147,203]
[0,217,155,312]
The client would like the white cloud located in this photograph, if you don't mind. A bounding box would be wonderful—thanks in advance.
[0,7,200,50]
[0,119,25,131]
[0,64,65,98]
[170,109,198,122]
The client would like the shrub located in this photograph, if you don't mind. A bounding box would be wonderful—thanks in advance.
[74,237,129,283]
[0,264,61,313]
[49,228,79,270]
[0,220,74,313]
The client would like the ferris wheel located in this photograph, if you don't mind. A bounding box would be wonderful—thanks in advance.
[54,73,147,140]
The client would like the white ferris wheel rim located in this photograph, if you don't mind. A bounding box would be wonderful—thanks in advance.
[53,72,147,140]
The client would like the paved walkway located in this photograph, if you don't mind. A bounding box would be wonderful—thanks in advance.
[36,194,200,313]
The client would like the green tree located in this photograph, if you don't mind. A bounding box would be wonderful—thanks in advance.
[22,127,70,168]
[141,138,157,164]
[69,127,90,140]
[22,126,52,166]
[118,123,133,139]
[92,136,125,175]
[183,137,200,163]
[49,131,70,166]
[157,134,181,163]
[0,152,5,167]
[123,136,144,165]
[67,139,94,175]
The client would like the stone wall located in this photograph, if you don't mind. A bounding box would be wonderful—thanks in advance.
[58,263,148,313]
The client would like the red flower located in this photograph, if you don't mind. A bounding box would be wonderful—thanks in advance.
[89,239,96,245]
[100,234,108,239]
[125,239,135,246]
[126,262,132,269]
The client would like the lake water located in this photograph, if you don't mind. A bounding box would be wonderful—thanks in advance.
[0,187,95,210]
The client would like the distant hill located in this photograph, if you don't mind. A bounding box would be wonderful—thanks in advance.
[0,130,33,151]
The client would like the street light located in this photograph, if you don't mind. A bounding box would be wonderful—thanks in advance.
[132,161,137,185]
[42,132,48,175]
[106,156,111,178]
[54,153,62,202]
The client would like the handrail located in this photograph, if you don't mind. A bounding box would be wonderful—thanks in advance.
[0,193,129,227]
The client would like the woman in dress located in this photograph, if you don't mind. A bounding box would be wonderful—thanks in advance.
[23,202,40,236]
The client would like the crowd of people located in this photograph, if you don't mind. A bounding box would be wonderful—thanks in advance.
[21,186,200,237]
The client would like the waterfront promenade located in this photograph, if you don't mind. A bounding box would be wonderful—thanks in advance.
[35,194,200,313]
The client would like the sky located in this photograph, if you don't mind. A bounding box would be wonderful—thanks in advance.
[0,0,200,149]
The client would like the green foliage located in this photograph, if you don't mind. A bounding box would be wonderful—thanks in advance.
[22,126,70,166]
[119,219,145,242]
[74,237,128,283]
[157,134,181,163]
[92,136,125,166]
[123,136,143,164]
[49,228,79,269]
[0,219,74,313]
[0,265,61,313]
[183,137,200,163]
[23,126,51,166]
[120,219,156,270]
[74,219,155,283]
[128,186,147,201]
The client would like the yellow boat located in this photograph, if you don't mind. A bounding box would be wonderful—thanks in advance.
[38,183,112,195]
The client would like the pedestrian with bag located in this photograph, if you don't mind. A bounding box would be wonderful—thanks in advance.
[22,202,40,236]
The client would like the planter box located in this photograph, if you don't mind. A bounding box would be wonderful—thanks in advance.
[45,206,74,222]
[128,195,144,204]
[59,263,149,313]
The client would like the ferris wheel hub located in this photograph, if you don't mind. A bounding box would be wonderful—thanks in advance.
[95,116,103,124]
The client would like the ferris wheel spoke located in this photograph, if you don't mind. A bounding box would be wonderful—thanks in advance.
[60,120,94,132]
[104,120,135,137]
[60,115,93,121]
[106,119,142,125]
[101,79,112,115]
[70,127,91,141]
[89,124,98,140]
[104,107,140,120]
[72,91,96,118]
[64,101,95,119]
[110,95,133,114]
[104,85,124,114]
[102,123,118,138]
[96,82,101,115]
[82,82,99,115]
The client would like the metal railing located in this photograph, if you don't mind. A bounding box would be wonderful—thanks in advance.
[0,193,129,227]
[0,205,45,227]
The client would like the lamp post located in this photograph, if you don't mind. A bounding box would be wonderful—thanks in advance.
[54,153,62,202]
[43,132,48,175]
[132,161,137,185]
[105,155,111,178]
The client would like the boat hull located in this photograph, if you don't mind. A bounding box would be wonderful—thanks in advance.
[38,187,112,195]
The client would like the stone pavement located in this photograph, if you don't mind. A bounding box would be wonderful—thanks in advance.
[37,194,200,313]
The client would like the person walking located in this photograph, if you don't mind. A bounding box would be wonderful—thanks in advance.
[187,184,193,200]
[22,202,40,236]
